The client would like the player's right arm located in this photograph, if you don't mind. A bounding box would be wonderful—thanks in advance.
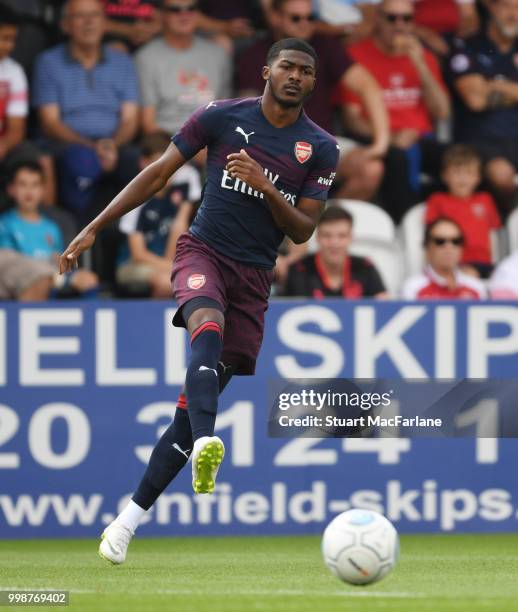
[59,143,186,273]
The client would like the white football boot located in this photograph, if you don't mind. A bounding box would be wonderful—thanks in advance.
[191,435,225,494]
[99,520,134,565]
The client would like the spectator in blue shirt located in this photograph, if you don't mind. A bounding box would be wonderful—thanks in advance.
[0,161,99,297]
[32,0,140,220]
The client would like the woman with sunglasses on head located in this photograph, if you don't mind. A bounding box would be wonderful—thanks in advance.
[402,217,487,299]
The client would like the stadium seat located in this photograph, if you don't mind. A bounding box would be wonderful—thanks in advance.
[329,199,396,242]
[307,199,396,253]
[399,202,426,277]
[508,208,518,252]
[490,229,508,264]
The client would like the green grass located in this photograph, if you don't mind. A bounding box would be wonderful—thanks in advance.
[1,534,518,611]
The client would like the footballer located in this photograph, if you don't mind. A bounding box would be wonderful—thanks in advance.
[60,37,341,564]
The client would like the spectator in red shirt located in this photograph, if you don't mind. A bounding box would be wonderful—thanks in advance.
[413,0,480,56]
[236,0,389,204]
[102,0,161,52]
[402,217,486,299]
[339,0,451,221]
[283,206,387,298]
[425,145,501,278]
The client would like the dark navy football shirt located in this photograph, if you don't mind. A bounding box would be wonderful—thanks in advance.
[172,97,339,268]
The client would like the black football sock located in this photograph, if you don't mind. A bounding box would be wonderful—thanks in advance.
[132,397,192,511]
[217,361,234,394]
[131,359,233,511]
[185,322,223,441]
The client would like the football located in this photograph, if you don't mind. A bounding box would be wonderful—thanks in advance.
[322,509,399,586]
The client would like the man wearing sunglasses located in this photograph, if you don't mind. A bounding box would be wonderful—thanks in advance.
[338,0,450,221]
[135,0,231,136]
[402,217,486,299]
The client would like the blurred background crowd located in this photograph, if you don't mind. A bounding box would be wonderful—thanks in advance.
[0,0,518,302]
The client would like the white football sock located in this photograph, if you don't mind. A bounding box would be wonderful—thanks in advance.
[117,499,146,532]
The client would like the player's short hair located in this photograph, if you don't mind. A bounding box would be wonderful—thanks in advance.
[0,4,19,27]
[140,132,171,158]
[266,38,318,70]
[9,160,44,183]
[441,144,481,171]
[423,217,464,246]
[318,206,353,227]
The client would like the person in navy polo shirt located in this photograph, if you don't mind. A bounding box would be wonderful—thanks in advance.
[59,38,339,564]
[446,0,518,214]
[33,0,139,220]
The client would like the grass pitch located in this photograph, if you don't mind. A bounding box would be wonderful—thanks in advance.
[1,534,518,611]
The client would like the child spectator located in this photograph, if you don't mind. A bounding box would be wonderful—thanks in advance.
[283,206,387,298]
[0,161,99,297]
[117,133,201,298]
[402,217,486,299]
[425,145,501,278]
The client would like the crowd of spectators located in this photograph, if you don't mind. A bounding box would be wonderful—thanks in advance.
[0,0,517,302]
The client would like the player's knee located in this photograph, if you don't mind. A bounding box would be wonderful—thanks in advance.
[187,308,225,334]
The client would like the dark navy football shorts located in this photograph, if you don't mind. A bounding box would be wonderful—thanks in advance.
[171,232,274,375]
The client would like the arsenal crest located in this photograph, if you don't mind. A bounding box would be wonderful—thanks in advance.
[294,141,312,164]
[187,274,206,290]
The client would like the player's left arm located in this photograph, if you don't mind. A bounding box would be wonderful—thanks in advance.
[226,148,324,243]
